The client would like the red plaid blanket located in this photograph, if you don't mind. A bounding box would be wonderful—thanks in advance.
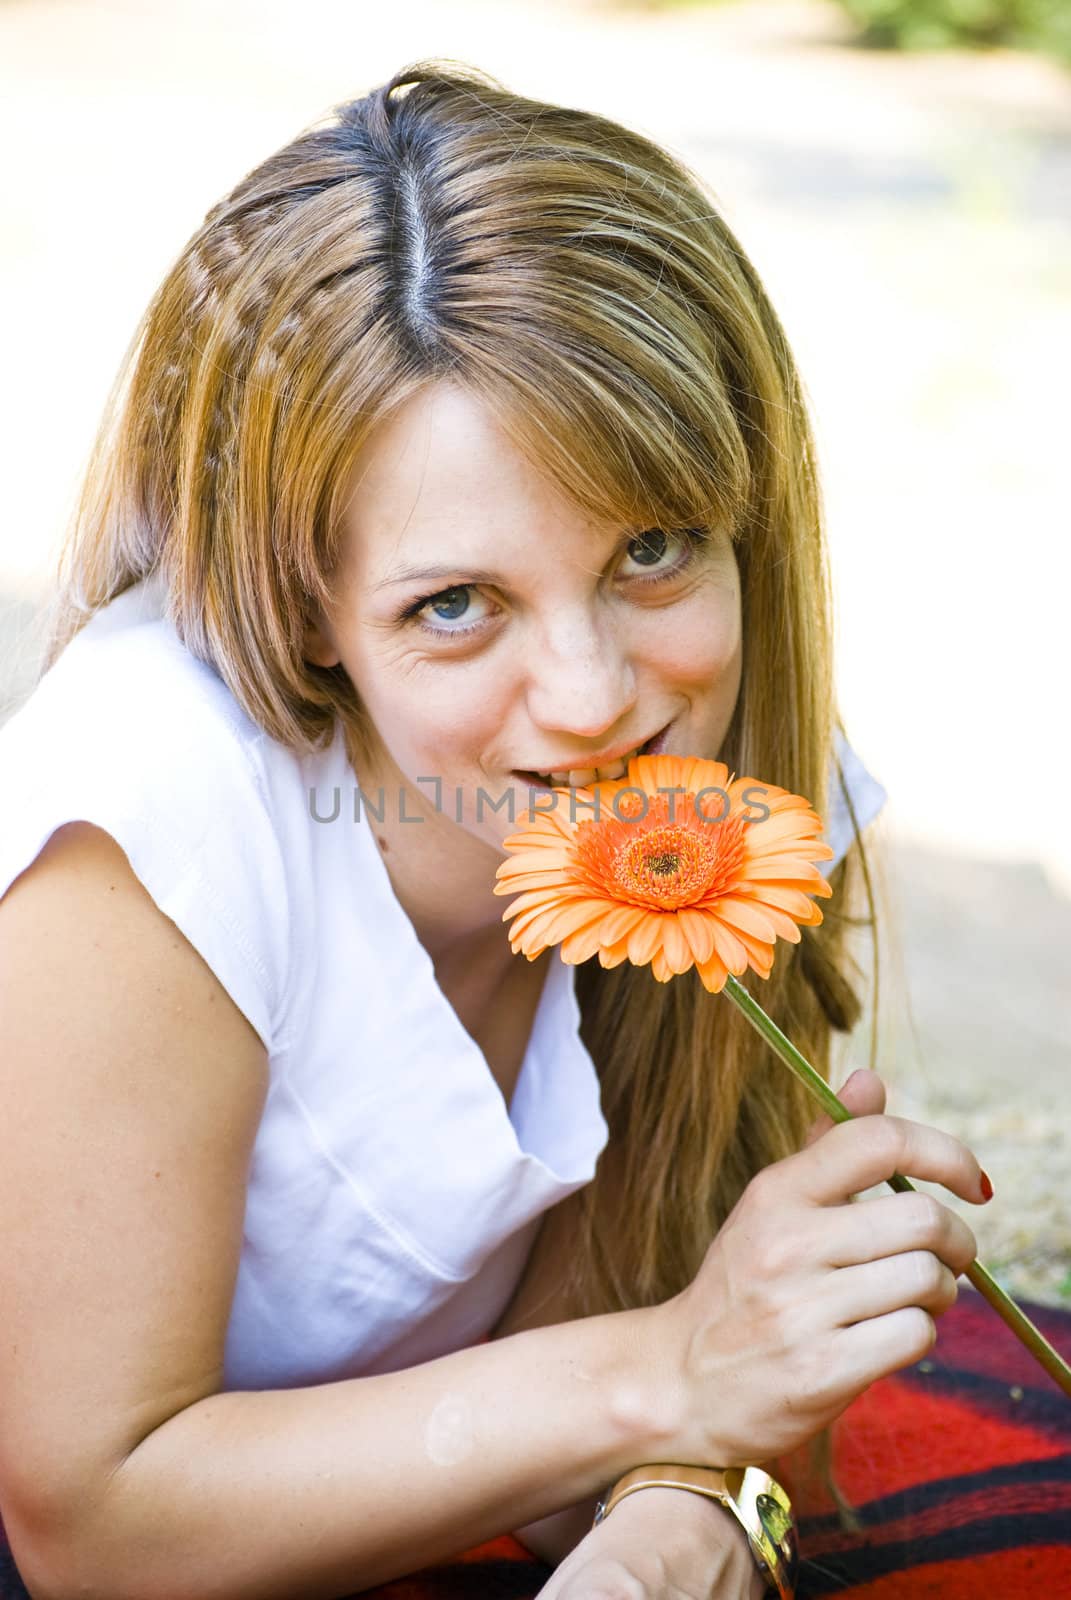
[3,1292,1069,1597]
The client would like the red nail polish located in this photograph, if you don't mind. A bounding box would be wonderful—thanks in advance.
[980,1169,994,1202]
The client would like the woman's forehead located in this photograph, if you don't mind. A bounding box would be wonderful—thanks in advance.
[340,382,624,582]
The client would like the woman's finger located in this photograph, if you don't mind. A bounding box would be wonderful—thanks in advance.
[826,1250,959,1327]
[834,1305,939,1391]
[803,1068,887,1148]
[820,1189,979,1276]
[775,1114,988,1208]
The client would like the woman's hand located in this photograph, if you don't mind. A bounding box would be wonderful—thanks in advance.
[644,1069,989,1466]
[533,1484,764,1600]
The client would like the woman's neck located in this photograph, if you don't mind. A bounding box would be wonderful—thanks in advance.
[371,801,543,1035]
[368,813,511,975]
[343,722,511,962]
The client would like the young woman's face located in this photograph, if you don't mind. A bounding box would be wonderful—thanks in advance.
[306,382,743,854]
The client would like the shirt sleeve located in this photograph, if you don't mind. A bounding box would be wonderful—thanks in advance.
[819,728,888,877]
[0,634,291,1054]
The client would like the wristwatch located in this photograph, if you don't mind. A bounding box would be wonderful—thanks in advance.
[593,1462,798,1600]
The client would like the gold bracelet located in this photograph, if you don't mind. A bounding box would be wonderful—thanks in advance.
[593,1462,798,1600]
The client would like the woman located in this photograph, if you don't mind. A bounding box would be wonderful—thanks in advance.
[0,63,988,1599]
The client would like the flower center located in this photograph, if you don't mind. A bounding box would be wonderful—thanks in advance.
[572,792,747,910]
[621,827,708,903]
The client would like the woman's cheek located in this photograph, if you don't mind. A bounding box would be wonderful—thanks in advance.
[642,591,741,690]
[377,676,510,783]
[648,593,742,756]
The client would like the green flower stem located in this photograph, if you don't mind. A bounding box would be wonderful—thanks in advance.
[721,973,1071,1400]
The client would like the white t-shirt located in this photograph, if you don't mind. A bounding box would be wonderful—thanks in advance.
[0,573,886,1391]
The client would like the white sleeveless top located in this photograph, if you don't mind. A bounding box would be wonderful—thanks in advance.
[0,574,886,1391]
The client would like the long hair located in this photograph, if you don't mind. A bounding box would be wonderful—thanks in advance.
[41,61,882,1470]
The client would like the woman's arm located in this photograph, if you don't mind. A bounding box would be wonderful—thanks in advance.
[493,1162,760,1582]
[0,825,675,1600]
[491,1189,609,1566]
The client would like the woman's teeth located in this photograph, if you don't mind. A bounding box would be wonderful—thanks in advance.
[531,743,648,788]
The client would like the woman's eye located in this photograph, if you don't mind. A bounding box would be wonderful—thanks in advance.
[619,527,700,582]
[428,587,471,622]
[627,529,669,567]
[405,584,495,638]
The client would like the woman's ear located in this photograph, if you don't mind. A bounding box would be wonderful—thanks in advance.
[303,610,342,670]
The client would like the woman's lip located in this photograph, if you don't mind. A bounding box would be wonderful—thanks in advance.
[512,721,674,784]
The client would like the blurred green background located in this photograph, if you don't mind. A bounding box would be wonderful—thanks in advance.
[637,0,1071,62]
[837,0,1070,62]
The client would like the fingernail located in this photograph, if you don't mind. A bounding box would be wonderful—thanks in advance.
[980,1169,994,1203]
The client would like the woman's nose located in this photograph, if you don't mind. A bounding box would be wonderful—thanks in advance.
[525,619,638,740]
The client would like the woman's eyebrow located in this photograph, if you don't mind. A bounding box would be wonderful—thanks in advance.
[371,562,505,591]
[371,526,642,593]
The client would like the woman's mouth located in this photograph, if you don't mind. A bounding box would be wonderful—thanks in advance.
[513,723,672,791]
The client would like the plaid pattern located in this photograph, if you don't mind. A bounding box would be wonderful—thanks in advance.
[3,1292,1069,1598]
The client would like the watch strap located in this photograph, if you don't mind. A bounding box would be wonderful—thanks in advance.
[594,1462,733,1523]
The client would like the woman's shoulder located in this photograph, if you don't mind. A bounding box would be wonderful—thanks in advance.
[0,577,334,1054]
[10,578,271,783]
[2,575,346,824]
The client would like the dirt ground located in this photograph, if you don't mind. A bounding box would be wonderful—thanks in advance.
[1,0,1068,1318]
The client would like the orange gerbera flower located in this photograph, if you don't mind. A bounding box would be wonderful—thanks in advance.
[494,754,834,993]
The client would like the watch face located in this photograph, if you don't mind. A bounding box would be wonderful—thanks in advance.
[758,1490,799,1590]
[728,1468,800,1597]
[757,1490,795,1548]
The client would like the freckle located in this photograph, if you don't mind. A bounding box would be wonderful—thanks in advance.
[424,1392,475,1466]
[378,835,389,852]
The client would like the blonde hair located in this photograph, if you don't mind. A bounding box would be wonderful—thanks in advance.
[42,60,881,1495]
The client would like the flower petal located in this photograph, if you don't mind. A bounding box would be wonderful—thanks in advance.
[735,931,776,977]
[626,913,666,966]
[713,914,776,968]
[695,950,729,993]
[676,906,716,965]
[708,917,751,975]
[713,896,778,944]
[746,814,827,850]
[740,859,835,889]
[492,867,575,895]
[735,883,826,920]
[650,946,675,983]
[500,886,583,921]
[758,909,803,944]
[509,897,610,944]
[560,923,615,963]
[659,914,695,976]
[504,809,576,845]
[596,903,649,945]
